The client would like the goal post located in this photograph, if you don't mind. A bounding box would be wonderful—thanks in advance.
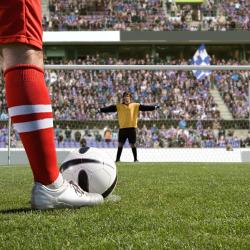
[44,65,250,71]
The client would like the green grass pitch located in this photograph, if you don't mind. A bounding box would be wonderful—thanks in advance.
[0,163,249,249]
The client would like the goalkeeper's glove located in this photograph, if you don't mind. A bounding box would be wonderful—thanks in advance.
[96,108,101,114]
[155,105,160,110]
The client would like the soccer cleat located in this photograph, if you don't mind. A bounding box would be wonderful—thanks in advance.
[31,180,104,210]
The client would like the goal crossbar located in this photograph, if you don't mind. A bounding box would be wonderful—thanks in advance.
[44,65,250,71]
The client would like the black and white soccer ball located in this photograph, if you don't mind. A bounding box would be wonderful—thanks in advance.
[60,147,117,198]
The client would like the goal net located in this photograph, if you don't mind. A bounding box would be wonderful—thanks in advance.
[0,65,250,163]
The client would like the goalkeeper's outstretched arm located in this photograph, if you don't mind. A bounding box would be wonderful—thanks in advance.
[139,104,160,111]
[99,105,117,113]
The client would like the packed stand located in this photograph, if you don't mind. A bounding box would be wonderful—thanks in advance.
[212,59,250,119]
[168,0,250,31]
[43,0,250,31]
[0,122,248,149]
[44,0,166,31]
[214,0,250,31]
[136,121,248,149]
[0,56,249,121]
[0,55,250,148]
[52,121,249,149]
[44,56,219,121]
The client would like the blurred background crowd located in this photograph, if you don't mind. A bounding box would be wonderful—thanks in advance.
[43,0,250,31]
[0,54,249,149]
[0,0,249,149]
[1,56,249,121]
[1,119,249,149]
[46,56,249,121]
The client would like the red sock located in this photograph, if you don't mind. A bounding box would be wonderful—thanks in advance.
[4,64,59,185]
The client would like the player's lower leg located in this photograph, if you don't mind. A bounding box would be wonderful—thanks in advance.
[4,65,104,209]
[131,145,138,162]
[116,145,123,162]
[4,64,59,185]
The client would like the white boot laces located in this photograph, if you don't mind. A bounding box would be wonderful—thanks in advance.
[69,181,86,197]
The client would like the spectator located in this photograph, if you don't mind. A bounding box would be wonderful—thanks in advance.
[65,125,72,140]
[104,126,112,144]
[74,130,82,142]
[80,137,87,147]
[178,116,187,129]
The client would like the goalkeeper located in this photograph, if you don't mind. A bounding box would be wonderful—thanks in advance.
[98,92,160,162]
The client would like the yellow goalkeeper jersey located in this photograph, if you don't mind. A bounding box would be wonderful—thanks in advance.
[116,103,140,128]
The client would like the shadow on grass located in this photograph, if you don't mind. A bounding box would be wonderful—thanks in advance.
[0,207,81,214]
[0,207,34,214]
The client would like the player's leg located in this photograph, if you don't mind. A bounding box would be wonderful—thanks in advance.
[0,0,56,185]
[116,129,127,162]
[116,142,124,162]
[130,144,138,162]
[1,45,103,209]
[0,0,103,208]
[2,44,60,185]
[128,128,138,162]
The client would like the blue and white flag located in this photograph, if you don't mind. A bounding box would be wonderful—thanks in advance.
[192,44,211,80]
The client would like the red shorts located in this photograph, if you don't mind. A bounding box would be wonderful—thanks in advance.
[0,0,43,49]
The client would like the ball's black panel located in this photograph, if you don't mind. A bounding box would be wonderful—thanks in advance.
[79,147,90,154]
[78,170,89,192]
[60,158,101,172]
[102,175,117,198]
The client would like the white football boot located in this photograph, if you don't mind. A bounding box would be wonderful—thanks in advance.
[31,180,104,210]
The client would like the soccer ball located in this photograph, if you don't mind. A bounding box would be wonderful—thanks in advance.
[60,147,117,198]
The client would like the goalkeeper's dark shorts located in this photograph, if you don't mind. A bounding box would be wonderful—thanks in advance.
[118,127,136,144]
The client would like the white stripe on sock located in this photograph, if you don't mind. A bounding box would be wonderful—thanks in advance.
[9,105,52,117]
[46,173,64,189]
[13,118,53,133]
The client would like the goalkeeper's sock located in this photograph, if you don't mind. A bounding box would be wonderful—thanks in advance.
[132,146,137,161]
[116,146,123,162]
[4,64,59,185]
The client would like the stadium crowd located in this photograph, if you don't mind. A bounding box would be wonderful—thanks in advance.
[43,0,250,31]
[44,57,219,121]
[0,55,249,148]
[0,56,249,121]
[51,121,250,149]
[212,64,250,119]
[1,120,249,149]
[42,56,249,121]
